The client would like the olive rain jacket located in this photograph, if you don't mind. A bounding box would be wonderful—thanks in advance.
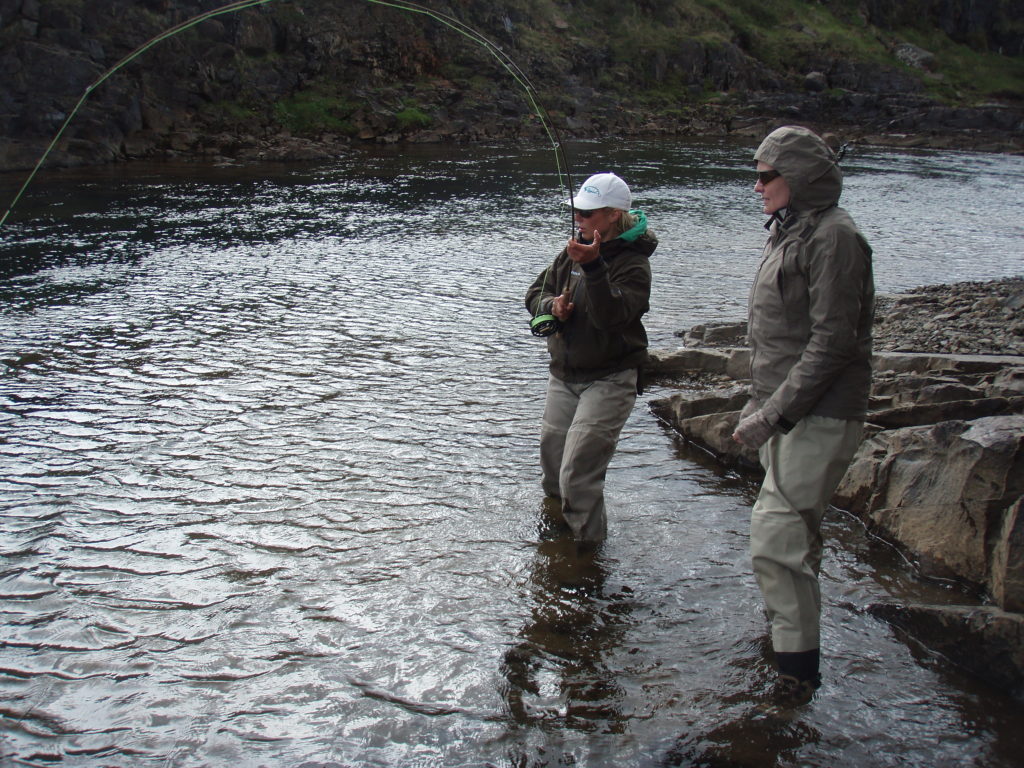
[525,212,656,383]
[748,126,874,425]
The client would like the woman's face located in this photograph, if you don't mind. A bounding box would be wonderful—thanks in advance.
[574,207,621,241]
[755,161,791,216]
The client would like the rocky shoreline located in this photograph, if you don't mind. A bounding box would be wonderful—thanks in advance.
[4,99,1021,174]
[646,276,1024,699]
[2,0,1022,173]
[95,107,1024,169]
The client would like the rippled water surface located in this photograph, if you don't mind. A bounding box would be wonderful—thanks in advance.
[1,140,1023,767]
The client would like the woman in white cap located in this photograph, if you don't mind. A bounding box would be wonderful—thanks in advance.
[525,172,657,544]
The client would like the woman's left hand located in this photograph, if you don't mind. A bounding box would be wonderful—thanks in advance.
[567,230,601,264]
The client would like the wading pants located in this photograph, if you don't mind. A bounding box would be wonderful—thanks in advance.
[540,368,637,542]
[751,415,863,655]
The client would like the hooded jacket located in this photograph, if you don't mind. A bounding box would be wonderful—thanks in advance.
[748,126,874,425]
[525,212,655,383]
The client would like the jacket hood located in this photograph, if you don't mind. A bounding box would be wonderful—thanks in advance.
[615,210,657,256]
[613,212,656,259]
[581,210,657,256]
[754,126,842,212]
[619,210,648,242]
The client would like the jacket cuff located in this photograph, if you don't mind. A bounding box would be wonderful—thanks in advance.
[763,401,797,433]
[580,256,605,274]
[761,400,783,428]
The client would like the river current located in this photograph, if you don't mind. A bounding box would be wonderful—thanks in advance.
[1,139,1022,767]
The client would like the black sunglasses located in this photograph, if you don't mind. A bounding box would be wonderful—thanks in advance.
[575,208,601,219]
[757,170,781,185]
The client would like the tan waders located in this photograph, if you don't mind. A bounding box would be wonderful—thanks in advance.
[539,368,638,542]
[751,414,863,669]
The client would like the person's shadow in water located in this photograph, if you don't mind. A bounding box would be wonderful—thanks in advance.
[660,716,821,768]
[498,498,638,758]
[660,634,823,767]
[500,503,822,768]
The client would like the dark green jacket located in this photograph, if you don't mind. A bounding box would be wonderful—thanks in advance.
[525,212,655,383]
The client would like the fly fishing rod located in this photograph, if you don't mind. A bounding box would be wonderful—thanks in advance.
[0,0,576,336]
[0,0,576,232]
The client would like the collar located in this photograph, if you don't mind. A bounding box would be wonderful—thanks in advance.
[763,206,795,230]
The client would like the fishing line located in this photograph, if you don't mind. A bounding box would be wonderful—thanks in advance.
[364,1,575,337]
[0,0,272,229]
[363,0,577,227]
[0,0,577,234]
[369,0,578,340]
[0,0,575,337]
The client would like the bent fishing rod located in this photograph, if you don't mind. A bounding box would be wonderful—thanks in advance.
[0,0,578,236]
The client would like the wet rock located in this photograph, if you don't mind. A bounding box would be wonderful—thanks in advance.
[648,379,754,466]
[647,347,733,377]
[867,602,1024,698]
[679,321,748,348]
[865,395,1024,429]
[834,414,1024,602]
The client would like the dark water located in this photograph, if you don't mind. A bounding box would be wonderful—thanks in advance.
[1,139,1022,767]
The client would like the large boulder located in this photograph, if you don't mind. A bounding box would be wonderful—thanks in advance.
[834,415,1024,610]
[649,391,755,467]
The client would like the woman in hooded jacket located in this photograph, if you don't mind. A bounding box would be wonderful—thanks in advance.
[733,126,874,707]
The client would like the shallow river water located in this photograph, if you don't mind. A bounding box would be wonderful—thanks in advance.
[1,139,1023,767]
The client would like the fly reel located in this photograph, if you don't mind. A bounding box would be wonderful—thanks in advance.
[529,313,559,338]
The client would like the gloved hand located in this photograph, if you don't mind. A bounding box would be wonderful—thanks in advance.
[733,403,779,451]
[737,397,759,422]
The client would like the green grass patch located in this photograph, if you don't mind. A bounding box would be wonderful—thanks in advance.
[394,106,432,131]
[898,27,1024,101]
[273,90,358,135]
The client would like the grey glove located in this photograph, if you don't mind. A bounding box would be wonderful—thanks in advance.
[738,397,759,422]
[733,403,780,451]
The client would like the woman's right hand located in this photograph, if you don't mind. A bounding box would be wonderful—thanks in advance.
[552,289,574,321]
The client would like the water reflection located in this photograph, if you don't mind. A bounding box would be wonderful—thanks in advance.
[499,501,633,765]
[658,632,826,768]
[666,716,822,768]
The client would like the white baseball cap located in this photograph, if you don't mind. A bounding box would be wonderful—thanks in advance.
[567,172,632,211]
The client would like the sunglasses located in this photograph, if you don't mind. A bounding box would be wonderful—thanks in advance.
[575,208,601,219]
[757,170,782,185]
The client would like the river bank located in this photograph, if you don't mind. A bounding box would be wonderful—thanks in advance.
[98,108,1024,170]
[647,276,1024,699]
[2,0,1022,172]
[674,276,1024,356]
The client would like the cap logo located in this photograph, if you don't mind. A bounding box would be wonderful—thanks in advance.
[583,185,601,195]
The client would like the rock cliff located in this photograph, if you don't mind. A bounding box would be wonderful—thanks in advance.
[1,0,1022,173]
